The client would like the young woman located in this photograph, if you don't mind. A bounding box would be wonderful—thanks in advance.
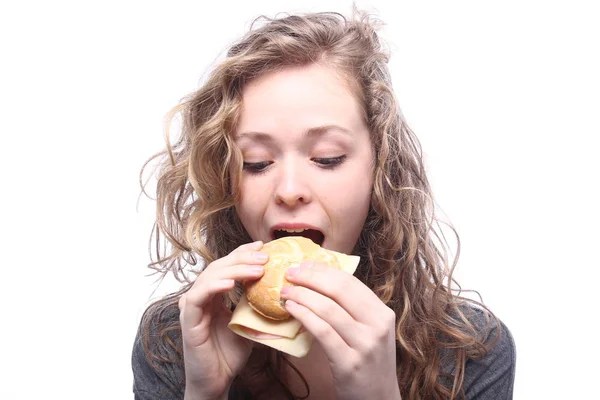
[132,10,516,400]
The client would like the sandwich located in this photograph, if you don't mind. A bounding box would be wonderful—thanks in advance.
[228,236,360,357]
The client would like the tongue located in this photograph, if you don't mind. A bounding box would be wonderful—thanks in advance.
[301,229,324,245]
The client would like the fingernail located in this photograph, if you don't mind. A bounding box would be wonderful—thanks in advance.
[286,267,300,278]
[251,266,264,274]
[284,299,297,309]
[254,252,268,261]
[300,261,314,269]
[280,285,290,297]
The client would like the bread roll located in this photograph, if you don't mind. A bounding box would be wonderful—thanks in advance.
[230,238,360,357]
[244,236,345,320]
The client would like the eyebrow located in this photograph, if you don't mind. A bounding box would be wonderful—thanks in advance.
[236,124,353,141]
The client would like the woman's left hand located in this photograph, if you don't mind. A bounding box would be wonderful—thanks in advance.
[280,260,401,400]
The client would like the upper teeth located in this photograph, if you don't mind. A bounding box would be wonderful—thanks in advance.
[279,228,308,233]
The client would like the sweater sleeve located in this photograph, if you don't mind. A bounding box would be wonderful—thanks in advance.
[131,301,186,400]
[462,313,517,399]
[131,304,252,400]
[131,328,186,400]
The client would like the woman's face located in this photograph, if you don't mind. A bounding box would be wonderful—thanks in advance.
[233,64,374,254]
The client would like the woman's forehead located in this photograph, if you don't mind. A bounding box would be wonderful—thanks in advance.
[235,64,366,140]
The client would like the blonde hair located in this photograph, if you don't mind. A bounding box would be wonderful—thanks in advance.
[140,9,499,399]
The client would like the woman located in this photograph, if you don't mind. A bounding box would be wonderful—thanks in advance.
[132,10,516,400]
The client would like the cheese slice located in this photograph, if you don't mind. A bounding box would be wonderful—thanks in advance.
[229,296,314,357]
[228,245,359,358]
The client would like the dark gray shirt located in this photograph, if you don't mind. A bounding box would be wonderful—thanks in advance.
[132,305,516,399]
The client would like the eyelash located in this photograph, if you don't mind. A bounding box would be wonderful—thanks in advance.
[242,161,273,174]
[242,156,346,175]
[313,155,346,168]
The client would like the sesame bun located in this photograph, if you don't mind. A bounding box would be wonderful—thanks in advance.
[244,236,345,320]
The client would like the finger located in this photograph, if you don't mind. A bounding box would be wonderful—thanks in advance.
[181,278,235,330]
[186,264,264,305]
[204,243,268,273]
[232,240,264,254]
[285,261,381,324]
[281,285,364,348]
[182,264,264,329]
[284,299,349,364]
[179,241,267,331]
[211,264,265,282]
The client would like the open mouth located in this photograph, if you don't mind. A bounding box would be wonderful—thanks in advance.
[273,228,325,246]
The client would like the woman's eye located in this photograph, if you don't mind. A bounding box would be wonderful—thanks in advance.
[242,161,272,173]
[312,155,346,168]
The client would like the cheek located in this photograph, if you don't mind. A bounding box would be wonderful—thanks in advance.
[236,179,269,223]
[323,170,372,216]
[235,182,254,222]
[345,186,372,218]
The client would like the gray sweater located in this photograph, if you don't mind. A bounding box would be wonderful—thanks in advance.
[132,304,516,399]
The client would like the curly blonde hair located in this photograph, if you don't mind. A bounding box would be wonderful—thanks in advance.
[139,9,499,400]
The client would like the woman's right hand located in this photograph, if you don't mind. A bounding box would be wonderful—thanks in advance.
[178,241,267,400]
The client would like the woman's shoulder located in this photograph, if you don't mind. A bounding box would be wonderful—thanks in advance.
[457,303,517,399]
[131,297,255,400]
[131,297,185,400]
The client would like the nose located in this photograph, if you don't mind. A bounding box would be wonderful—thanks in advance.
[274,158,311,207]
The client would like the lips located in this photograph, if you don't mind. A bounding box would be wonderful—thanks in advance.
[270,225,325,246]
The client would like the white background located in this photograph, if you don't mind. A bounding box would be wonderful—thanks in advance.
[1,0,598,398]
